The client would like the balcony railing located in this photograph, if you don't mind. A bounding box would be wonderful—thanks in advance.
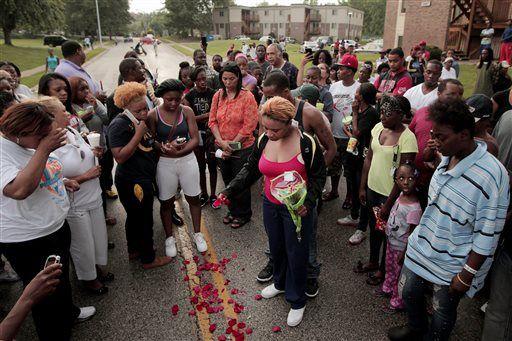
[249,14,260,22]
[309,12,321,22]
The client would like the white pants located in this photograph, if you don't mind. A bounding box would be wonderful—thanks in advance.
[67,205,108,280]
[157,153,201,201]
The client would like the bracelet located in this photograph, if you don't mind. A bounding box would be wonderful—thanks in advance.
[456,273,471,288]
[463,264,478,275]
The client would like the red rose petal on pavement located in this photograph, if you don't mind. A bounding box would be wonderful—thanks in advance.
[183,275,189,281]
[218,335,227,341]
[254,294,262,301]
[195,270,202,276]
[193,255,200,263]
[228,318,237,327]
[224,279,230,285]
[231,288,239,295]
[180,266,185,271]
[235,334,245,341]
[227,298,234,304]
[246,327,253,335]
[196,304,203,311]
[225,326,233,334]
[231,252,238,259]
[218,306,224,311]
[237,322,246,329]
[272,326,281,333]
[206,306,215,314]
[188,310,196,316]
[171,305,179,316]
[190,296,199,304]
[184,260,190,265]
[209,323,217,333]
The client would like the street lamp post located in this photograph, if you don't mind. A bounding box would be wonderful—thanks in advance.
[348,12,352,40]
[95,0,103,46]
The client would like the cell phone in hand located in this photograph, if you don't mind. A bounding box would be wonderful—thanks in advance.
[44,255,61,269]
[305,48,312,57]
[228,141,241,150]
[176,137,187,144]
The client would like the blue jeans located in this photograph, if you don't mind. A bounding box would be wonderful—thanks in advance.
[263,196,313,309]
[400,265,462,340]
[482,248,512,341]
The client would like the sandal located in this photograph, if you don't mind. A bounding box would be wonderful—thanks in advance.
[342,198,352,210]
[381,303,404,315]
[366,272,384,286]
[223,215,234,224]
[322,192,339,202]
[231,217,250,229]
[374,288,391,298]
[85,284,109,295]
[353,261,379,274]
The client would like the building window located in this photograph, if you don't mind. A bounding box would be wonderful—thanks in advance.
[331,23,336,29]
[265,23,268,28]
[279,10,283,15]
[220,23,224,28]
[279,23,283,28]
[332,9,337,15]
[219,11,224,17]
[265,10,269,16]
[401,0,406,13]
[398,35,403,47]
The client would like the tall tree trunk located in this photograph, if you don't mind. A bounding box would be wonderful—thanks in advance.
[3,26,13,45]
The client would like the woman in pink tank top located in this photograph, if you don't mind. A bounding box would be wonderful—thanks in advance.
[218,97,326,327]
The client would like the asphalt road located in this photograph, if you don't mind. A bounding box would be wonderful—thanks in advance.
[2,42,486,341]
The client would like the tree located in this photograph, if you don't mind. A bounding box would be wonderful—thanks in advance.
[65,0,131,38]
[0,0,65,45]
[341,0,386,37]
[165,0,211,37]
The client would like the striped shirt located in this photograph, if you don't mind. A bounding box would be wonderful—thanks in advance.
[405,141,510,297]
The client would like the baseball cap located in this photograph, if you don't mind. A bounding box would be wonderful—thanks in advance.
[338,54,359,71]
[419,40,427,46]
[466,94,492,122]
[444,57,454,63]
[291,84,320,104]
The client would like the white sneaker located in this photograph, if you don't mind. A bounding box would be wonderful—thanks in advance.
[165,237,177,258]
[77,306,96,322]
[261,284,285,299]
[287,307,305,327]
[348,230,366,245]
[194,232,208,253]
[0,269,20,283]
[337,216,359,226]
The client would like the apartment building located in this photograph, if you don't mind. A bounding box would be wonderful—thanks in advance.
[212,4,364,43]
[384,0,512,58]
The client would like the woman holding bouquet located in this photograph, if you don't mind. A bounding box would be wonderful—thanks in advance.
[218,96,326,327]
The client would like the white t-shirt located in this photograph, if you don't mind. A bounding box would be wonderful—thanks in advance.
[14,84,35,99]
[441,67,457,80]
[329,80,360,138]
[403,83,438,112]
[0,136,69,243]
[53,128,102,211]
[481,28,494,45]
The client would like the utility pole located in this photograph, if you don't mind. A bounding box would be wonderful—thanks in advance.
[95,0,103,46]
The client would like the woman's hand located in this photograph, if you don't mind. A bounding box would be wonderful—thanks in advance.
[351,99,360,114]
[83,166,102,181]
[20,263,62,305]
[296,205,308,217]
[359,187,367,206]
[218,140,234,153]
[134,121,148,137]
[169,139,186,151]
[38,127,67,154]
[86,95,98,109]
[379,202,391,221]
[160,142,180,157]
[301,54,313,66]
[426,138,440,151]
[64,179,80,192]
[92,146,104,158]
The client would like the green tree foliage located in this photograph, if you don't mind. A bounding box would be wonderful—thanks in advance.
[130,11,168,37]
[341,0,385,37]
[165,0,211,37]
[0,0,65,45]
[65,0,131,37]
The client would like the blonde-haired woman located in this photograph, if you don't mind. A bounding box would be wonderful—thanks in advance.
[218,96,326,327]
[107,82,171,270]
[42,96,112,295]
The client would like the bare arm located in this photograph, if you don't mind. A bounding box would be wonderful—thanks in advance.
[380,152,416,219]
[175,107,200,156]
[111,122,147,164]
[3,128,67,200]
[305,107,336,165]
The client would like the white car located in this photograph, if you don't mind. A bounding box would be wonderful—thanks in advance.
[300,40,319,53]
[234,35,250,41]
[259,35,276,43]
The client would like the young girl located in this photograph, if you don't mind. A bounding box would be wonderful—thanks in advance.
[380,163,422,313]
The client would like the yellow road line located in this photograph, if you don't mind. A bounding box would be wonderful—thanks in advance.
[175,202,237,340]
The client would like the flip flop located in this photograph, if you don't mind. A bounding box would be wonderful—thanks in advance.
[223,215,234,224]
[231,217,250,229]
[353,261,379,274]
[322,192,339,202]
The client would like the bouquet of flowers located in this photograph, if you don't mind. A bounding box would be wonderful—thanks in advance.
[270,171,308,241]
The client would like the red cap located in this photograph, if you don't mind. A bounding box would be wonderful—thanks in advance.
[413,45,421,51]
[419,40,427,46]
[339,54,358,71]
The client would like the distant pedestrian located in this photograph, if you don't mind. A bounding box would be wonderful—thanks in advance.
[480,20,494,52]
[440,58,457,80]
[499,19,512,64]
[473,47,496,97]
[45,48,59,73]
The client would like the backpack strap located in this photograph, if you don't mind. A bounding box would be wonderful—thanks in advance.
[303,132,317,168]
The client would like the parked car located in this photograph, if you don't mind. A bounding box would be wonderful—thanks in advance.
[315,36,333,48]
[140,36,154,44]
[299,40,320,53]
[259,35,276,44]
[284,37,298,44]
[355,40,383,53]
[123,35,133,43]
[43,35,67,47]
[234,35,250,41]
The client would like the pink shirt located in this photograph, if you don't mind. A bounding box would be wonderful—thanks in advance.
[409,106,433,186]
[258,153,308,204]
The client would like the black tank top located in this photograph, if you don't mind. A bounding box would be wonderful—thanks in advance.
[294,100,306,129]
[155,106,190,143]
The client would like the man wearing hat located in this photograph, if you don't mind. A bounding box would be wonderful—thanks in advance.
[323,54,360,204]
[441,57,457,80]
[291,83,320,107]
[376,48,388,69]
[467,94,499,157]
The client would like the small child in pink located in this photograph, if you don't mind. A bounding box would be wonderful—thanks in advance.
[381,163,422,313]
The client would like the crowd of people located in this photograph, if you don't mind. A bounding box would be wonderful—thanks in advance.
[0,33,511,341]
